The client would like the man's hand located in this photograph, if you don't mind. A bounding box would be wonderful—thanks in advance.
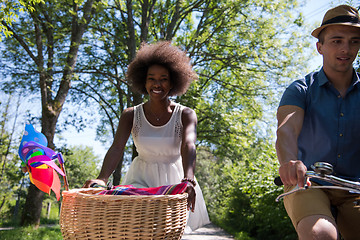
[279,160,308,187]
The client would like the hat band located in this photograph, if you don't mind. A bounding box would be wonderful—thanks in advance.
[322,15,360,26]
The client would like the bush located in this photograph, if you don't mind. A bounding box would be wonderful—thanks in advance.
[196,143,297,240]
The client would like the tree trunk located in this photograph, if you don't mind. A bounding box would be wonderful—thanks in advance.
[13,179,23,221]
[20,100,59,226]
[19,0,96,226]
[21,184,45,226]
[46,202,51,219]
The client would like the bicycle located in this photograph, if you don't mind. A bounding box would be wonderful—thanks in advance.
[274,162,360,203]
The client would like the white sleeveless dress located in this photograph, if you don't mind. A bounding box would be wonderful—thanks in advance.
[121,102,210,231]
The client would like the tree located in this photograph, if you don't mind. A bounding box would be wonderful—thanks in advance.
[0,0,100,226]
[68,0,313,237]
[0,0,44,40]
[69,0,312,183]
[61,145,101,189]
[0,93,25,223]
[1,0,315,234]
[196,141,297,239]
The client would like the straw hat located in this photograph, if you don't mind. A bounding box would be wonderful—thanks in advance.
[311,5,360,38]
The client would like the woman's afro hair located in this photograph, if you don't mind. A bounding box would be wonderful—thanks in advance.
[127,41,198,96]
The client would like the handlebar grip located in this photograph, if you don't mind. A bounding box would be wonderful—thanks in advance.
[274,176,283,186]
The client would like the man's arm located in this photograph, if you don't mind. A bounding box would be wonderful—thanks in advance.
[276,105,307,187]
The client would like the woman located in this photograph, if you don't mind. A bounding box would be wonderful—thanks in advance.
[83,41,210,231]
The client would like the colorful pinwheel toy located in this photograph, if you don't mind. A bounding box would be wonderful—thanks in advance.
[18,124,69,200]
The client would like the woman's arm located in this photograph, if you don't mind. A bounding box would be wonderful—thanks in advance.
[181,106,197,211]
[83,107,134,187]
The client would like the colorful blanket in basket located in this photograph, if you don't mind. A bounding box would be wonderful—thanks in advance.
[97,182,187,196]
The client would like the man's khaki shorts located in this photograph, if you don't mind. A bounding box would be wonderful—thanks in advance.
[283,183,360,239]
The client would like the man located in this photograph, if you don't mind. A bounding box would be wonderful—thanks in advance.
[276,5,360,240]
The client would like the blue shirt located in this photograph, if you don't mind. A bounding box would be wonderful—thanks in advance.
[279,68,360,182]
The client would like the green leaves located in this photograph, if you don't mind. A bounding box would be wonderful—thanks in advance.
[1,0,314,234]
[196,141,296,239]
[60,145,101,189]
[69,2,312,236]
[0,0,45,40]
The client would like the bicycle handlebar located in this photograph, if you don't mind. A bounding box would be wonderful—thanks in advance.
[274,172,360,190]
[275,162,360,202]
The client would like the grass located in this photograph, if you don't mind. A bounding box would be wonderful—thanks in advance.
[0,200,63,240]
[0,225,62,240]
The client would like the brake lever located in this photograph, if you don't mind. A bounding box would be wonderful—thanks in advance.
[275,162,360,202]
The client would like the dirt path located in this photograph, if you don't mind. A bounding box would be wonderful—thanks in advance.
[182,223,234,240]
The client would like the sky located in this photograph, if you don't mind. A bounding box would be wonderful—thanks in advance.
[59,0,351,160]
[303,0,335,23]
[302,0,345,70]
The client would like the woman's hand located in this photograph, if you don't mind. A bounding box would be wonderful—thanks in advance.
[82,179,106,188]
[185,182,196,212]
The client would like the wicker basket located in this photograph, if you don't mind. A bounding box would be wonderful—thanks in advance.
[60,188,188,240]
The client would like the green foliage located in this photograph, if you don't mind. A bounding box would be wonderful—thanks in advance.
[61,145,101,189]
[1,0,316,236]
[0,138,101,226]
[181,2,311,236]
[70,0,311,237]
[0,180,28,227]
[196,141,297,239]
[70,0,313,170]
[0,225,62,240]
[40,199,61,225]
[0,0,44,40]
[0,94,27,226]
